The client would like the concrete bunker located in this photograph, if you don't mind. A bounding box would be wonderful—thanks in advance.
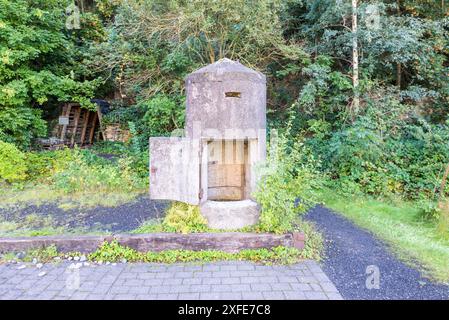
[150,58,266,229]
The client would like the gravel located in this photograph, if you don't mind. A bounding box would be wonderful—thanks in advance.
[305,205,449,300]
[0,195,169,234]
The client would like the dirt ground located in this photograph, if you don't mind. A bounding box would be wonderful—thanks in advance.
[0,195,169,235]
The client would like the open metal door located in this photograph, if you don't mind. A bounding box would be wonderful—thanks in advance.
[149,137,200,205]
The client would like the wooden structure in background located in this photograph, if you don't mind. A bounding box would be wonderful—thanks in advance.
[103,124,131,143]
[57,103,103,147]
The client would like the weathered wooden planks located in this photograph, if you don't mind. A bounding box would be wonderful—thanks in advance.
[57,103,101,146]
[207,139,248,201]
[0,232,305,254]
[80,110,90,146]
[70,107,81,147]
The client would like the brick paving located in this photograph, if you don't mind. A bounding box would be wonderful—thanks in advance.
[0,260,342,300]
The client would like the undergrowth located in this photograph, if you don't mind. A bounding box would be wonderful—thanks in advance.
[0,242,305,265]
[133,202,208,234]
[88,241,302,264]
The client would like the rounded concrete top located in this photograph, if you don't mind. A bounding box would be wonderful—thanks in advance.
[186,58,266,83]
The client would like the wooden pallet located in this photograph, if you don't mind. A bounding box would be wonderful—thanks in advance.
[57,103,103,147]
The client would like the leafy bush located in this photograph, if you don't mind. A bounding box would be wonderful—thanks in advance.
[51,149,147,194]
[25,148,83,182]
[89,141,130,155]
[0,0,101,149]
[0,107,47,150]
[134,202,209,234]
[306,100,449,200]
[162,202,208,234]
[0,141,28,183]
[254,130,322,234]
[139,94,185,137]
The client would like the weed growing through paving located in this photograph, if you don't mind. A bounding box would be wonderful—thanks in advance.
[0,242,304,265]
[88,241,302,264]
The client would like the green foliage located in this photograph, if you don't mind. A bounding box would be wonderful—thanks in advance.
[0,107,47,149]
[88,240,302,264]
[86,0,308,138]
[295,55,351,123]
[0,0,103,149]
[254,126,322,233]
[86,141,149,180]
[25,148,77,181]
[0,141,28,182]
[88,240,141,262]
[51,148,147,194]
[25,152,55,181]
[139,95,185,137]
[437,201,449,239]
[9,146,147,194]
[23,245,59,263]
[161,202,208,234]
[295,219,323,261]
[89,141,129,155]
[127,121,141,154]
[417,199,441,221]
[307,97,449,199]
[89,0,305,98]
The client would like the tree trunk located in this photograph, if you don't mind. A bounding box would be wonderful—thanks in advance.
[351,0,360,115]
[439,163,449,203]
[396,0,401,89]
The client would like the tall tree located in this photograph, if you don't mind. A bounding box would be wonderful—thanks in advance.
[0,0,101,148]
[351,0,360,115]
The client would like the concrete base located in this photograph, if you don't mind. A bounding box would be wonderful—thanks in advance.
[200,200,260,230]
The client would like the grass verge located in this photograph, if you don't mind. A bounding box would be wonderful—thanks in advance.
[319,190,449,282]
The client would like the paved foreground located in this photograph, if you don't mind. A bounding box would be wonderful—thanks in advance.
[0,260,342,300]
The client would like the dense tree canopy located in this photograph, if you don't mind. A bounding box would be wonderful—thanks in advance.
[0,0,448,199]
[0,0,102,148]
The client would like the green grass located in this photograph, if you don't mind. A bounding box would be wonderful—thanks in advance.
[319,190,449,283]
[0,241,304,265]
[0,184,146,211]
